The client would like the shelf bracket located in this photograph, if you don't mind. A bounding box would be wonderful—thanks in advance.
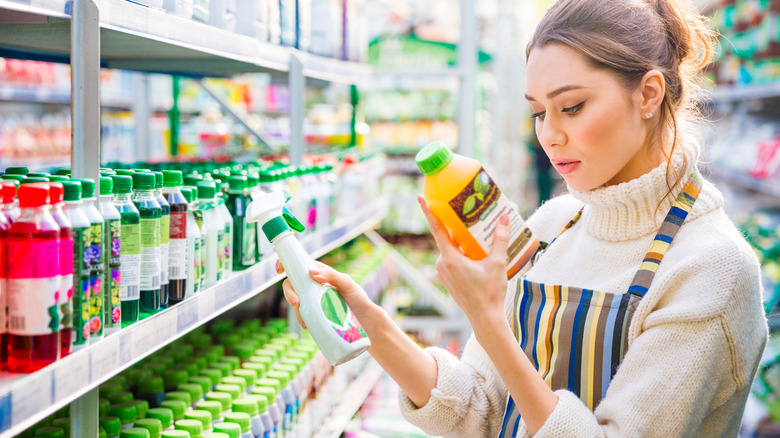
[289,54,305,166]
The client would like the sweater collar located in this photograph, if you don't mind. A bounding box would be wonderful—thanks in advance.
[567,143,723,241]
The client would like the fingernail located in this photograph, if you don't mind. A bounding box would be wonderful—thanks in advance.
[309,268,320,276]
[291,297,298,307]
[417,195,424,205]
[500,214,509,226]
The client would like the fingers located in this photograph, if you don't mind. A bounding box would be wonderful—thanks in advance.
[417,195,465,261]
[309,264,361,296]
[274,259,285,274]
[282,279,307,330]
[489,214,511,264]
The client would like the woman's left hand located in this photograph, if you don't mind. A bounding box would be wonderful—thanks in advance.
[418,195,510,329]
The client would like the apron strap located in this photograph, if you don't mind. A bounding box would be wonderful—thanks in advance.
[627,172,703,297]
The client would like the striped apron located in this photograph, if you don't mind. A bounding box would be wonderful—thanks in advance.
[497,174,703,437]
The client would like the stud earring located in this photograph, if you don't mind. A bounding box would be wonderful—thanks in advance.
[645,112,653,119]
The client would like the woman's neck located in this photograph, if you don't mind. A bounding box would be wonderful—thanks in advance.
[605,132,673,187]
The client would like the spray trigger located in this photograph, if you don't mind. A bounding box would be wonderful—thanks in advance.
[283,207,306,232]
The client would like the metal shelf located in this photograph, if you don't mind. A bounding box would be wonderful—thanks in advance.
[0,0,369,82]
[0,156,71,171]
[705,165,780,200]
[707,83,780,103]
[0,84,134,108]
[0,200,388,437]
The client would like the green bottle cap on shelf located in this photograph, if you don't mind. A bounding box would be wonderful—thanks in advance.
[178,383,204,403]
[196,182,216,199]
[184,410,213,430]
[199,369,222,386]
[48,175,69,182]
[163,170,183,188]
[145,408,174,429]
[183,174,204,186]
[212,422,239,438]
[195,400,223,421]
[180,187,194,203]
[246,174,258,189]
[163,370,190,391]
[133,399,150,419]
[220,334,240,350]
[134,418,163,438]
[175,344,195,360]
[269,336,293,349]
[55,168,72,176]
[107,374,127,389]
[161,431,191,438]
[107,390,134,404]
[139,376,165,395]
[101,169,117,176]
[244,395,267,413]
[249,353,273,367]
[415,141,454,176]
[250,386,277,403]
[73,178,95,198]
[264,344,286,356]
[201,433,229,438]
[218,356,240,372]
[26,172,50,178]
[100,176,114,196]
[6,166,29,175]
[255,378,281,393]
[60,180,81,201]
[100,416,122,436]
[165,391,192,408]
[33,427,65,438]
[240,319,261,331]
[100,382,124,398]
[160,400,187,421]
[265,371,291,388]
[232,344,254,361]
[222,412,250,434]
[133,168,152,173]
[109,402,138,424]
[111,175,133,194]
[99,426,107,438]
[188,376,212,395]
[205,391,232,411]
[183,363,199,379]
[1,175,23,183]
[120,427,151,438]
[231,369,258,388]
[227,176,247,192]
[132,172,156,190]
[253,348,278,361]
[240,362,267,376]
[51,418,70,436]
[99,398,112,416]
[286,351,309,363]
[214,384,242,401]
[210,344,225,358]
[190,333,213,350]
[230,399,258,417]
[115,169,135,176]
[210,362,232,378]
[152,171,164,189]
[174,419,203,437]
[220,377,247,394]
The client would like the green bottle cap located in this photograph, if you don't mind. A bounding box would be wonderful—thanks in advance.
[139,376,164,395]
[153,172,164,189]
[111,175,133,194]
[227,176,247,192]
[146,408,174,429]
[232,344,254,361]
[100,426,108,438]
[55,168,72,176]
[210,362,232,378]
[183,174,204,186]
[230,399,259,417]
[134,418,163,438]
[250,386,277,402]
[134,168,152,173]
[62,180,82,201]
[246,174,259,189]
[161,431,191,438]
[107,390,134,404]
[201,434,229,438]
[231,369,257,388]
[260,217,290,242]
[192,357,208,372]
[26,172,50,178]
[180,187,194,203]
[218,356,240,372]
[160,400,187,420]
[115,169,135,176]
[133,399,150,419]
[132,172,156,190]
[165,391,192,408]
[241,362,267,376]
[219,333,240,350]
[163,370,190,391]
[33,427,65,438]
[1,175,23,183]
[48,175,70,182]
[264,344,286,356]
[286,351,309,363]
[120,427,151,438]
[188,376,212,395]
[6,166,29,175]
[265,371,291,388]
[107,375,128,389]
[190,333,213,350]
[50,418,70,436]
[100,176,114,196]
[101,169,117,176]
[269,336,292,349]
[184,410,213,431]
[100,382,124,398]
[163,170,183,188]
[212,422,240,438]
[174,419,203,437]
[196,182,216,199]
[205,391,232,411]
[215,384,242,401]
[255,379,280,393]
[222,412,250,434]
[254,348,278,361]
[99,398,112,416]
[199,369,222,387]
[109,402,138,424]
[75,178,96,198]
[416,141,454,176]
[100,416,122,436]
[178,383,204,403]
[221,377,247,394]
[194,401,223,421]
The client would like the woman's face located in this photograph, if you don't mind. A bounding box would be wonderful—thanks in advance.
[525,43,663,191]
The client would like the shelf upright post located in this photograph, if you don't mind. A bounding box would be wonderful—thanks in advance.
[289,54,305,166]
[457,0,477,158]
[133,73,151,161]
[70,0,101,435]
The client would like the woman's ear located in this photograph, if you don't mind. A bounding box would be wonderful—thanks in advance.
[637,70,665,119]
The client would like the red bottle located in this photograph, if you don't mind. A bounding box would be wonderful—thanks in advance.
[7,183,61,373]
[0,181,16,370]
[49,183,74,358]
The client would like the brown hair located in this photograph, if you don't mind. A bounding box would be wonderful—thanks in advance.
[527,0,717,198]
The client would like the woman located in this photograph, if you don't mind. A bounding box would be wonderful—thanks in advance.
[279,0,768,435]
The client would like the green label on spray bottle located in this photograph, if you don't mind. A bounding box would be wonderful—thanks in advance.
[89,221,104,337]
[320,288,366,344]
[73,226,91,346]
[104,219,122,329]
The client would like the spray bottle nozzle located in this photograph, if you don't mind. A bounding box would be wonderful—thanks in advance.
[283,207,306,232]
[246,190,306,234]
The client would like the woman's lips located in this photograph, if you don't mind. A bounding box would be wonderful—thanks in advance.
[553,161,581,175]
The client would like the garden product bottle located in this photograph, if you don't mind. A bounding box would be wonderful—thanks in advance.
[0,181,15,369]
[109,401,138,429]
[196,182,224,288]
[245,394,272,438]
[6,183,61,372]
[132,173,162,314]
[416,141,540,279]
[162,170,188,305]
[181,187,202,298]
[184,410,213,433]
[134,418,163,438]
[174,419,203,438]
[112,176,141,327]
[138,375,166,408]
[62,181,92,351]
[251,387,281,438]
[153,172,171,309]
[48,182,74,357]
[226,176,256,270]
[100,416,122,438]
[99,176,122,336]
[215,186,234,278]
[76,178,106,342]
[231,399,261,437]
[146,408,175,431]
[246,192,370,365]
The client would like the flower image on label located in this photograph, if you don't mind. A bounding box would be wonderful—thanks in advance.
[320,288,366,343]
[73,227,91,345]
[120,222,141,301]
[59,236,74,331]
[217,229,226,280]
[242,222,257,266]
[104,219,122,329]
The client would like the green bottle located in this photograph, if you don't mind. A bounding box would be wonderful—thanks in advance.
[99,176,122,336]
[226,176,256,270]
[112,176,141,327]
[61,181,91,349]
[132,173,162,315]
[74,178,106,342]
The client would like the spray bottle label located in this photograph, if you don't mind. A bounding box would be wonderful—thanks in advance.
[447,167,539,278]
[140,218,161,290]
[105,219,122,327]
[320,288,366,343]
[6,240,60,335]
[89,221,104,337]
[59,236,74,331]
[75,227,92,344]
[120,223,141,301]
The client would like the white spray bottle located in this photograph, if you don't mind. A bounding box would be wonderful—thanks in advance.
[247,191,370,365]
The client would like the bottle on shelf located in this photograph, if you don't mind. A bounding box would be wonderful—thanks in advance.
[0,181,16,370]
[153,171,171,310]
[196,181,224,289]
[161,170,188,306]
[132,172,162,316]
[226,175,257,271]
[62,181,92,351]
[212,176,234,278]
[99,176,123,336]
[112,175,141,327]
[75,178,106,343]
[48,182,74,358]
[6,182,61,372]
[180,187,202,299]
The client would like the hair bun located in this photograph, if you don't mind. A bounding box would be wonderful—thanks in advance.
[647,0,716,73]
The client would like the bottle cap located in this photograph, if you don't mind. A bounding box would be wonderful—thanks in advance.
[194,400,222,421]
[163,370,190,391]
[115,169,135,176]
[132,172,156,190]
[160,431,191,438]
[164,391,192,408]
[99,398,112,416]
[48,175,70,182]
[22,177,49,184]
[261,216,290,242]
[120,427,151,438]
[244,395,267,413]
[163,170,183,188]
[107,374,127,390]
[264,371,291,388]
[55,168,72,176]
[232,344,254,361]
[188,376,212,395]
[222,412,250,434]
[416,141,454,176]
[133,399,149,419]
[227,176,247,192]
[0,181,16,204]
[99,416,122,436]
[230,399,258,417]
[215,383,242,401]
[183,174,204,186]
[205,391,232,411]
[100,169,117,176]
[246,174,258,188]
[134,418,162,438]
[255,347,280,361]
[75,178,96,198]
[145,408,174,429]
[231,369,257,388]
[5,166,28,175]
[196,182,216,200]
[220,377,246,394]
[134,168,152,173]
[62,180,82,202]
[212,422,240,438]
[210,362,232,378]
[111,175,133,194]
[178,383,204,403]
[99,427,107,438]
[255,378,281,392]
[51,418,71,436]
[48,182,64,204]
[18,182,50,208]
[33,426,65,438]
[109,402,138,424]
[240,362,267,377]
[250,386,277,402]
[201,433,229,438]
[184,410,212,431]
[199,369,222,387]
[100,176,114,196]
[218,355,240,371]
[249,353,274,367]
[153,172,164,189]
[139,376,164,395]
[0,175,23,184]
[180,187,194,203]
[160,400,187,420]
[173,419,203,437]
[107,390,134,404]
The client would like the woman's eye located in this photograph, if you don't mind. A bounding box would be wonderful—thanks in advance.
[531,111,546,121]
[563,102,584,115]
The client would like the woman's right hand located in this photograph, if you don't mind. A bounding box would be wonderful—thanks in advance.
[275,259,375,331]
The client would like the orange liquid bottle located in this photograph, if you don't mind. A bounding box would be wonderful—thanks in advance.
[416,141,539,279]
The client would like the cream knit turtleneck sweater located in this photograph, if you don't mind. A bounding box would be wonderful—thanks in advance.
[398,144,768,437]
